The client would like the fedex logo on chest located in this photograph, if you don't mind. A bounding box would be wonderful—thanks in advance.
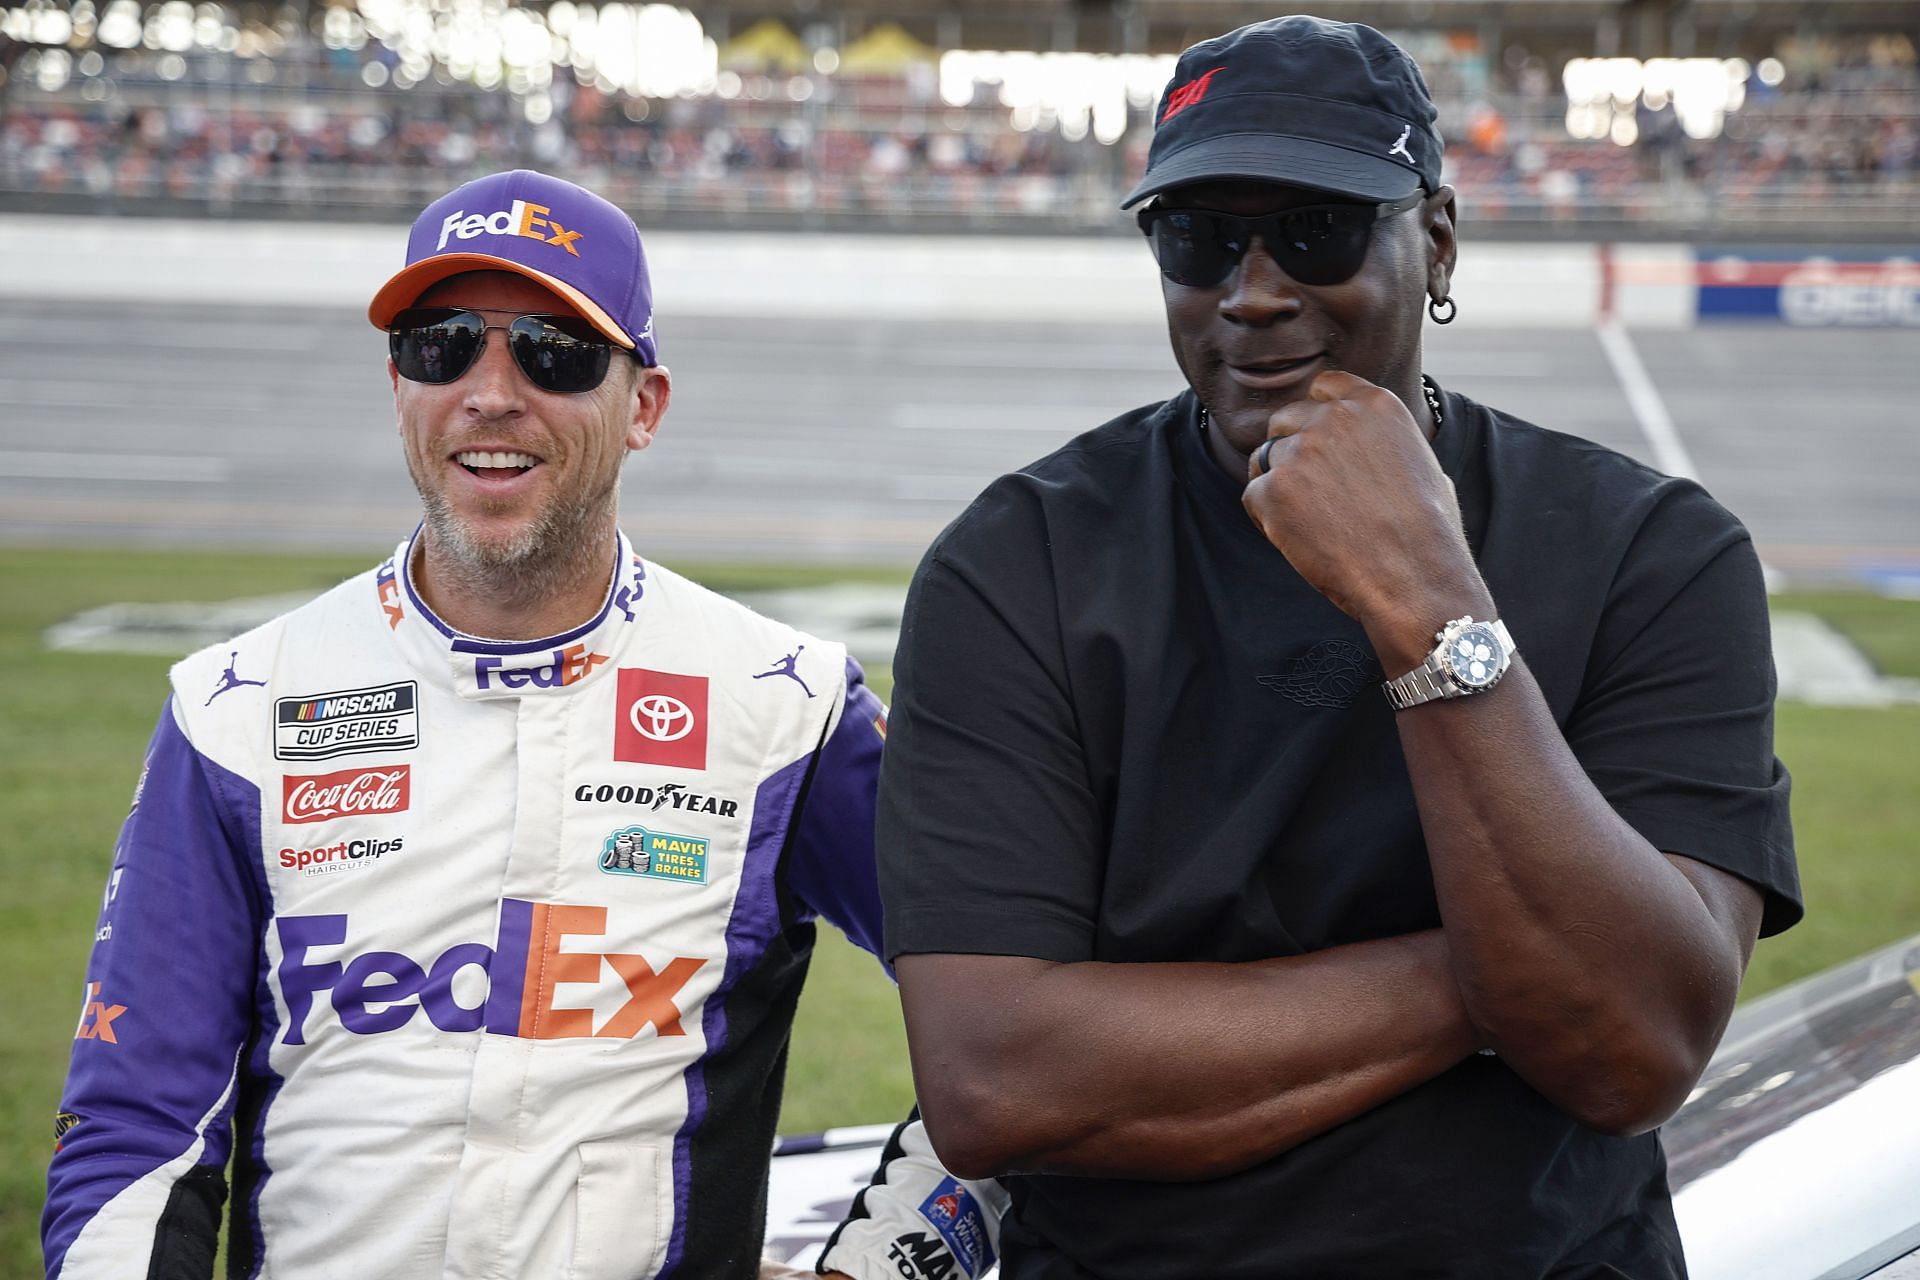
[275,898,706,1046]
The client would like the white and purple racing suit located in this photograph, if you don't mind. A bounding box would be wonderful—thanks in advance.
[44,530,1003,1280]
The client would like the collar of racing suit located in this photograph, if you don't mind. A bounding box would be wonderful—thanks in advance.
[375,525,648,701]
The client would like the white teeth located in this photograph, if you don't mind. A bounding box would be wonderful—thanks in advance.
[456,451,537,469]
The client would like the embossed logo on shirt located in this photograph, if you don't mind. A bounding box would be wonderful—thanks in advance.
[1257,640,1381,710]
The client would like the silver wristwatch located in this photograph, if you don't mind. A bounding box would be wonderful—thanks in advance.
[1382,617,1515,711]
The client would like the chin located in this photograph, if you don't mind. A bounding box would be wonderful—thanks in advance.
[424,500,554,573]
[1205,400,1275,454]
[458,526,554,572]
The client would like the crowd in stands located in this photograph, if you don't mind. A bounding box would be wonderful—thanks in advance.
[1679,78,1920,198]
[2,31,1914,230]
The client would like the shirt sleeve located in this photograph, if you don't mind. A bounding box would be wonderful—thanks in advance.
[44,698,266,1280]
[879,487,1106,964]
[1561,487,1801,936]
[783,657,889,961]
[782,660,1013,1280]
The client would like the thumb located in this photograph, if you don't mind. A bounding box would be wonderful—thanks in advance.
[1308,369,1369,402]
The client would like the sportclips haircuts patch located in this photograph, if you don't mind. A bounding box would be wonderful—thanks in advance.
[275,681,419,761]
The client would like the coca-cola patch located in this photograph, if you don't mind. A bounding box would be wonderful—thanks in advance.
[282,765,412,825]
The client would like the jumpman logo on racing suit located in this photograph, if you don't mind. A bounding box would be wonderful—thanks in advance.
[1388,124,1414,164]
[206,651,267,706]
[752,647,815,699]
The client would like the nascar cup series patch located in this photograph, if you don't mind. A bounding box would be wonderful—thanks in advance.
[599,825,709,884]
[275,681,419,761]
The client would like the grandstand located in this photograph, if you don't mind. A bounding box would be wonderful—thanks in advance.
[0,0,1915,237]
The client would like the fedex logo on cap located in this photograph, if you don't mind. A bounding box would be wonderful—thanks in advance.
[437,200,584,257]
[275,899,707,1046]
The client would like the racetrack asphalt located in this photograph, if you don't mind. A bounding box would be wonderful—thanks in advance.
[0,299,1915,585]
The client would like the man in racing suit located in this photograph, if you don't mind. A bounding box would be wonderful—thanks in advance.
[44,169,1004,1280]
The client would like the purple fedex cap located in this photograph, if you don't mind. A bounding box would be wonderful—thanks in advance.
[367,169,656,364]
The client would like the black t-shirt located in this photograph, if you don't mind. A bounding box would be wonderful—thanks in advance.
[879,386,1800,1280]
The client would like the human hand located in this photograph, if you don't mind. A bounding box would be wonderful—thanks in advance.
[756,1261,851,1280]
[1242,370,1489,666]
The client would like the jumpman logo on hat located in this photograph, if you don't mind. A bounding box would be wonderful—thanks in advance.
[1388,125,1414,164]
[753,647,815,699]
[206,651,267,705]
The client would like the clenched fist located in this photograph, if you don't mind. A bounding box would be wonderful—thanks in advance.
[1241,371,1492,671]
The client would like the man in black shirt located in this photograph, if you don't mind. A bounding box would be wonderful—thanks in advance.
[878,17,1800,1279]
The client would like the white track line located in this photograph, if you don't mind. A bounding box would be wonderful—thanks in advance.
[1594,322,1787,588]
[1594,321,1700,483]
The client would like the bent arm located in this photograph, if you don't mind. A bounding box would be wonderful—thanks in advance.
[1388,652,1762,1134]
[1239,380,1789,1136]
[785,664,1007,1280]
[782,657,888,961]
[898,930,1479,1182]
[1369,533,1773,1133]
[45,700,264,1279]
[882,540,1482,1182]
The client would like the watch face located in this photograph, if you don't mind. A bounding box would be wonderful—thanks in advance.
[1443,623,1506,689]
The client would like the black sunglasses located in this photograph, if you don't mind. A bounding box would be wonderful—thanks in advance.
[1136,191,1426,288]
[388,307,626,395]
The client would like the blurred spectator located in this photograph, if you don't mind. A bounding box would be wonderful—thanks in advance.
[1,29,1913,229]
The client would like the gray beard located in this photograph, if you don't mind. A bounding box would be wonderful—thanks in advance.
[415,477,619,621]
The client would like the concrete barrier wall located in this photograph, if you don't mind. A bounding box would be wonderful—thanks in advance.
[0,214,1687,328]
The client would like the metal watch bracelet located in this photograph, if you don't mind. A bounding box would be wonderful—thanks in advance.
[1382,617,1515,712]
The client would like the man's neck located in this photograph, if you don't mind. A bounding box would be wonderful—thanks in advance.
[409,525,619,643]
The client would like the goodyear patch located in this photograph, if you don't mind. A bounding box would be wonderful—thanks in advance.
[599,826,709,884]
[917,1176,994,1276]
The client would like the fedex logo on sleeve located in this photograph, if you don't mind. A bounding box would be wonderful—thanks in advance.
[436,201,583,256]
[275,899,706,1046]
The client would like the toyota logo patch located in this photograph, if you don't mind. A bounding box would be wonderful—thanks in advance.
[614,669,709,768]
[631,694,694,742]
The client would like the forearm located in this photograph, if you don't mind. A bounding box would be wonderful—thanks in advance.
[900,929,1477,1182]
[1389,650,1744,1131]
[1242,370,1764,1135]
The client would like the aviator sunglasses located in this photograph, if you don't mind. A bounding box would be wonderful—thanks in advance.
[1136,190,1426,288]
[388,306,627,395]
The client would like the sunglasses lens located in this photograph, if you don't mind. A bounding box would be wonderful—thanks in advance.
[1269,207,1373,286]
[1143,204,1382,288]
[390,309,485,384]
[1147,211,1242,288]
[509,315,615,394]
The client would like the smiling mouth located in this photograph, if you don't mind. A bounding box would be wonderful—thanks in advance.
[455,450,539,478]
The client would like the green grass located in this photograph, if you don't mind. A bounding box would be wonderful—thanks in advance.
[1775,589,1920,678]
[3,550,1916,1274]
[1745,700,1920,992]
